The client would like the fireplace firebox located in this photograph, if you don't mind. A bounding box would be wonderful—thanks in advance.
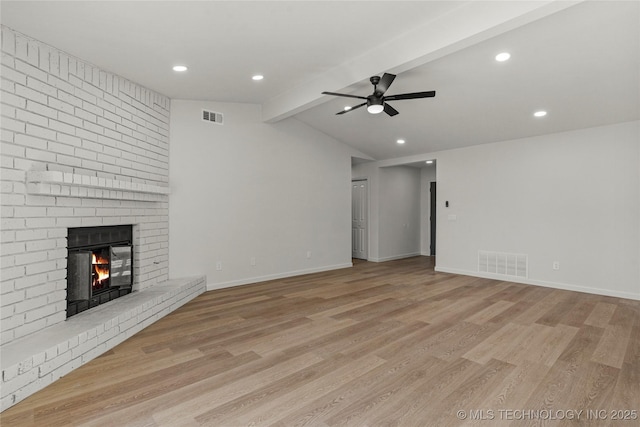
[67,225,133,318]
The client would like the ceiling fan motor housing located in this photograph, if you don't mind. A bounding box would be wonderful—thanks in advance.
[367,96,383,107]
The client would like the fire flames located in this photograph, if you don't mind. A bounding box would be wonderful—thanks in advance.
[92,253,110,286]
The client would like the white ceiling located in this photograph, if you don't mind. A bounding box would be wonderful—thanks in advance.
[2,1,638,161]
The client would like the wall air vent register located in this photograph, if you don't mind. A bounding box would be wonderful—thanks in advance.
[202,109,224,125]
[478,250,528,279]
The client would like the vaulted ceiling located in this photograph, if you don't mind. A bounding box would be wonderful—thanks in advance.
[2,1,638,160]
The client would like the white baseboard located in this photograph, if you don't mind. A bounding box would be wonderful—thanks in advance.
[368,252,421,263]
[207,263,353,291]
[435,266,640,301]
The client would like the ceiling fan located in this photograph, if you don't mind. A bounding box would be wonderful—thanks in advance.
[322,73,435,116]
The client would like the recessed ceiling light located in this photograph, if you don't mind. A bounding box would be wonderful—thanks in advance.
[495,52,511,62]
[534,110,547,117]
[252,75,264,81]
[426,160,434,164]
[344,106,352,111]
[396,139,405,144]
[172,65,188,72]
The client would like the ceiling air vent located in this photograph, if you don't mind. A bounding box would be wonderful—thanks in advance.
[202,109,223,125]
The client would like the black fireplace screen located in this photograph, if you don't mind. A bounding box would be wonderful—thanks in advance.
[67,225,133,317]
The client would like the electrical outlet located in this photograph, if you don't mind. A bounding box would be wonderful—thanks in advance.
[250,257,256,266]
[216,261,222,271]
[552,261,560,270]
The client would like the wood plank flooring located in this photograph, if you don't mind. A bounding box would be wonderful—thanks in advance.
[2,257,638,426]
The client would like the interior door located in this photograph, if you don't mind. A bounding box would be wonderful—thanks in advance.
[352,180,368,260]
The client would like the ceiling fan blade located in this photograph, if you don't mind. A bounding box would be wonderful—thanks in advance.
[322,91,367,100]
[384,90,436,101]
[336,102,367,115]
[384,103,399,117]
[376,73,396,95]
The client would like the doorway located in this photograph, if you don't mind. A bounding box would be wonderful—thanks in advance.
[352,179,368,260]
[430,181,436,256]
[420,162,436,258]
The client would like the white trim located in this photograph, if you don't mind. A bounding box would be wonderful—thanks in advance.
[206,263,353,291]
[368,252,421,263]
[435,267,640,301]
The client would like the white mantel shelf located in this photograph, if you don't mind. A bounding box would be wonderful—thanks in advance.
[27,171,170,202]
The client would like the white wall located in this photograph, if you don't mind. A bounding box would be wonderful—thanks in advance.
[434,121,639,299]
[420,165,436,255]
[169,100,357,289]
[351,164,423,262]
[357,121,639,299]
[375,166,421,261]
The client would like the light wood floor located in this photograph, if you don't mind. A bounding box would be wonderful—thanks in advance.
[2,257,638,426]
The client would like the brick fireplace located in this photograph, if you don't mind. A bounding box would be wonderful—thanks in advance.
[1,24,172,345]
[0,27,205,411]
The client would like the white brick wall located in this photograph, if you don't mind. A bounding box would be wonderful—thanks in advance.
[1,26,171,345]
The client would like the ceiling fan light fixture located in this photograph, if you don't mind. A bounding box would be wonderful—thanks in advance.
[366,96,385,114]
